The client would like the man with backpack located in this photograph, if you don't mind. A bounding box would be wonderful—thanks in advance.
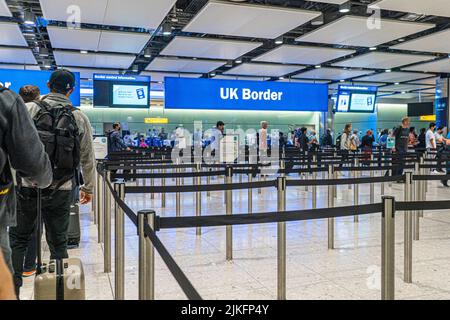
[0,86,52,299]
[9,69,95,296]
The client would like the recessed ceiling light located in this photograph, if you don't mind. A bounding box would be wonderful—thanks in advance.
[340,79,345,82]
[311,13,324,26]
[401,91,407,94]
[23,11,36,25]
[80,50,88,54]
[39,48,49,57]
[385,69,392,73]
[315,65,321,69]
[144,48,152,58]
[162,23,172,36]
[394,82,400,85]
[279,77,285,80]
[369,47,377,51]
[398,38,405,42]
[339,1,351,13]
[274,37,283,45]
[210,72,216,77]
[235,59,242,64]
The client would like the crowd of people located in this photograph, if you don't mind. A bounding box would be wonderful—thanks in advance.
[0,69,95,299]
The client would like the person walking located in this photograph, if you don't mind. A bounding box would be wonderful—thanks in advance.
[392,117,410,181]
[9,69,95,296]
[0,85,52,299]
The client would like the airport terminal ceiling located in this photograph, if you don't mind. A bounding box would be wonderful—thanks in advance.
[0,0,449,102]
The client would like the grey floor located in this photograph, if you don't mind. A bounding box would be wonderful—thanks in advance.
[20,170,450,300]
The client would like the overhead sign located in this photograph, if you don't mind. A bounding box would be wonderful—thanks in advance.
[165,77,328,112]
[145,118,169,124]
[420,115,436,121]
[0,69,81,106]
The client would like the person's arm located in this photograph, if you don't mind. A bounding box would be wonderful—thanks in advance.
[76,112,95,204]
[4,94,52,188]
[0,251,15,300]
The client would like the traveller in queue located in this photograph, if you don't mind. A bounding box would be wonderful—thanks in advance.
[110,123,131,153]
[417,128,426,151]
[0,85,52,300]
[9,70,95,296]
[392,117,410,182]
[210,121,225,159]
[17,85,43,278]
[259,121,269,164]
[321,129,333,148]
[434,126,447,173]
[339,124,353,173]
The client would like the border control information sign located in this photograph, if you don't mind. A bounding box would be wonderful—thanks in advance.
[93,136,108,159]
[165,77,328,112]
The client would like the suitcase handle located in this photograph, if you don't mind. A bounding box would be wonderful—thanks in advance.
[36,188,43,275]
[55,259,65,300]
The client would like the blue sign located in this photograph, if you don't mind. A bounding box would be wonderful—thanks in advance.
[164,77,329,112]
[336,85,378,113]
[0,69,81,106]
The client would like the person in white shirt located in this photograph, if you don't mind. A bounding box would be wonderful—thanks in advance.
[426,123,437,150]
[259,121,269,165]
[210,121,225,156]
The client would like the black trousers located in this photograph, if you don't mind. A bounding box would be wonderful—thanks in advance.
[9,187,72,294]
[392,152,406,177]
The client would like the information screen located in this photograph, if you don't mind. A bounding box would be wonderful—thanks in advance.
[336,85,378,113]
[94,74,150,108]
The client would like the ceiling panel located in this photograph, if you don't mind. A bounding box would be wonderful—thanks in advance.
[407,77,439,85]
[47,27,150,54]
[160,37,262,60]
[40,0,176,29]
[356,71,435,83]
[141,71,202,82]
[54,51,135,69]
[0,64,40,70]
[0,0,11,17]
[213,75,269,81]
[296,16,434,47]
[0,48,37,64]
[329,81,386,90]
[253,45,355,65]
[332,52,435,69]
[380,92,435,100]
[379,83,435,92]
[146,57,226,73]
[223,63,304,77]
[402,58,450,73]
[183,1,321,39]
[374,0,450,18]
[277,78,329,83]
[0,22,28,46]
[391,29,450,53]
[293,67,372,80]
[310,0,348,4]
[65,67,119,79]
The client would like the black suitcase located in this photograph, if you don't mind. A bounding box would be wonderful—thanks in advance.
[67,204,81,249]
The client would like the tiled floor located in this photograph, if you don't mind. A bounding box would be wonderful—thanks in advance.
[19,170,450,300]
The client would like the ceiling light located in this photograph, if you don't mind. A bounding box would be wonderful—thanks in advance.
[311,13,324,26]
[43,60,51,68]
[24,11,36,25]
[369,47,377,51]
[385,69,392,73]
[210,73,216,77]
[39,48,49,57]
[132,64,139,72]
[339,1,351,13]
[340,79,345,82]
[315,65,321,69]
[398,38,405,42]
[144,48,152,58]
[395,82,400,85]
[80,50,88,54]
[279,77,285,80]
[235,59,243,64]
[162,23,172,36]
[274,37,283,45]
[401,91,407,94]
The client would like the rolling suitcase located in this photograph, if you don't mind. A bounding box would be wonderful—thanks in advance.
[67,203,81,248]
[34,189,86,300]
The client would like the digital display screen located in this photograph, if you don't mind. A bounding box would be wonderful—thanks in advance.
[94,74,150,108]
[336,85,378,113]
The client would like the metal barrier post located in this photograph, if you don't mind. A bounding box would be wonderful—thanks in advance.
[381,152,385,195]
[114,182,125,300]
[150,168,155,200]
[419,157,425,218]
[103,171,112,273]
[381,196,395,300]
[161,156,166,208]
[354,158,359,223]
[226,166,233,261]
[370,154,375,204]
[93,167,98,224]
[328,166,335,250]
[145,212,156,300]
[138,210,148,300]
[196,163,202,236]
[312,155,317,209]
[207,167,211,198]
[414,162,420,241]
[97,169,104,243]
[176,159,181,217]
[404,172,413,283]
[305,152,309,192]
[248,173,253,214]
[277,176,287,300]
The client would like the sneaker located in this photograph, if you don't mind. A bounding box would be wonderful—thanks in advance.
[431,170,440,175]
[22,269,36,277]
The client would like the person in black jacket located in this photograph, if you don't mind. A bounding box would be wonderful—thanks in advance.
[0,86,52,299]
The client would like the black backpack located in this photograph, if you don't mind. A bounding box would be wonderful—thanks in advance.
[335,134,342,150]
[33,100,81,190]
